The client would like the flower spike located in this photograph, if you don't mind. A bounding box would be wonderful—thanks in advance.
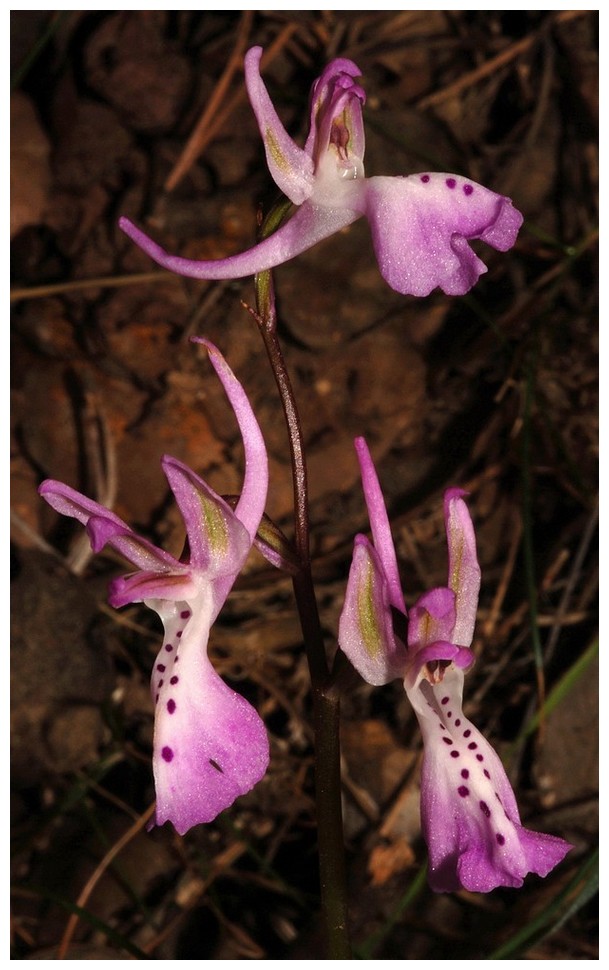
[338,440,572,892]
[39,341,269,834]
[120,47,523,298]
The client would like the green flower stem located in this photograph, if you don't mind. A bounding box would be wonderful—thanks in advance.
[252,255,351,958]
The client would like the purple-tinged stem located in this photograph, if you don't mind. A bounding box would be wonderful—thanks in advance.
[251,207,351,957]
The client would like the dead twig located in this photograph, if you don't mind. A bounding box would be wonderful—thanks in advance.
[57,802,156,960]
[10,271,176,303]
[416,9,587,111]
[164,11,255,192]
[165,20,298,193]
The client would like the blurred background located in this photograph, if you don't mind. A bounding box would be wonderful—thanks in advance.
[11,10,597,959]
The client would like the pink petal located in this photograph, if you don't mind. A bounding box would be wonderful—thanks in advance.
[191,339,268,542]
[39,479,127,532]
[407,640,475,679]
[444,488,481,647]
[305,57,366,177]
[86,514,181,569]
[361,173,523,296]
[119,198,359,281]
[39,480,181,571]
[338,535,407,686]
[161,456,251,576]
[407,587,458,654]
[305,56,364,155]
[354,437,405,614]
[108,569,196,609]
[149,596,269,833]
[244,46,314,205]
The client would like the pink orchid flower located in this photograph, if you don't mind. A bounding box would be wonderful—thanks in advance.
[338,438,571,892]
[120,47,523,297]
[39,340,269,835]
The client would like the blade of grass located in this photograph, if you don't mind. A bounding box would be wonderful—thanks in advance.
[488,847,598,959]
[10,753,124,856]
[516,636,598,743]
[354,863,427,959]
[58,802,157,958]
[11,11,71,89]
[15,887,150,959]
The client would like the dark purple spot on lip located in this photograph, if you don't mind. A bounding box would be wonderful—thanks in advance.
[463,183,474,196]
[446,177,457,189]
[447,712,452,718]
[441,696,449,705]
[463,729,471,737]
[157,664,166,672]
[484,769,491,779]
[162,746,174,762]
[476,754,484,762]
[461,769,469,779]
[209,758,224,773]
[450,750,460,759]
[167,699,176,714]
[496,833,505,846]
[158,679,164,688]
[458,785,469,797]
[454,719,461,727]
[170,676,179,685]
[468,742,478,750]
[155,693,159,703]
[176,631,183,638]
[165,644,173,653]
[421,174,430,183]
[180,610,190,619]
[442,737,453,745]
[480,801,491,818]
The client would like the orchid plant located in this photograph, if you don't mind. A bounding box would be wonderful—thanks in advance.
[39,340,269,834]
[338,438,572,892]
[36,45,574,959]
[120,46,523,298]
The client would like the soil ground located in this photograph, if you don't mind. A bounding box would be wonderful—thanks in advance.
[11,11,597,959]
